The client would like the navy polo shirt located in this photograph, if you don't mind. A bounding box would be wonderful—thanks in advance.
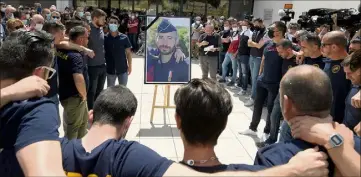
[57,49,85,101]
[104,33,132,75]
[147,50,189,83]
[323,59,352,123]
[304,56,326,69]
[45,56,58,98]
[61,138,173,177]
[343,86,361,130]
[282,56,298,76]
[259,41,283,84]
[179,162,265,173]
[0,98,60,177]
[254,136,361,177]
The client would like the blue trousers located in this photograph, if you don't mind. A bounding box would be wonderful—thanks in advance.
[249,55,261,99]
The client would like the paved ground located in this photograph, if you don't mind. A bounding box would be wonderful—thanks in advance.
[58,56,268,164]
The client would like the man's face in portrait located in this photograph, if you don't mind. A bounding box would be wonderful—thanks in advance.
[156,31,177,55]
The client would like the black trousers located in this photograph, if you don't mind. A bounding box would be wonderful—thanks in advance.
[249,80,279,133]
[87,64,106,109]
[267,93,282,144]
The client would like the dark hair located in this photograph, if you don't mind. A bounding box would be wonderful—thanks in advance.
[91,9,106,20]
[69,26,87,41]
[300,33,321,48]
[108,15,120,23]
[277,39,293,49]
[0,30,54,80]
[93,85,138,125]
[65,20,87,34]
[42,21,65,34]
[325,31,348,48]
[253,18,263,23]
[281,65,333,116]
[351,38,361,45]
[342,49,361,71]
[288,23,299,30]
[274,21,287,35]
[174,79,233,146]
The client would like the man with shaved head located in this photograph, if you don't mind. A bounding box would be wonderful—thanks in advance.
[29,14,44,31]
[255,65,361,177]
[321,31,351,123]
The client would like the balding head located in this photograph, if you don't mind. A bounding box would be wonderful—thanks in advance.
[321,31,348,59]
[30,14,44,28]
[280,65,333,121]
[323,31,348,48]
[204,24,214,35]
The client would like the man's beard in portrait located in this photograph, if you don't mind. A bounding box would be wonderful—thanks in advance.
[158,45,175,55]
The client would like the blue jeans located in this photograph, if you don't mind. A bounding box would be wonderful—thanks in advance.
[249,55,261,99]
[128,33,137,51]
[238,55,250,90]
[48,94,60,123]
[222,52,238,82]
[219,51,232,76]
[279,121,293,142]
[107,72,128,87]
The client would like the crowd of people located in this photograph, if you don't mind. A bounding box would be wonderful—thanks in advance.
[0,1,361,177]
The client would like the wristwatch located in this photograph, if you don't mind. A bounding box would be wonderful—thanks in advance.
[324,133,344,150]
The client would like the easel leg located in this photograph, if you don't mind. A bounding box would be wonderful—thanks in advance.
[166,85,170,107]
[150,85,158,123]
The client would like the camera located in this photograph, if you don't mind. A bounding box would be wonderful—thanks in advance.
[278,9,295,23]
[244,13,254,21]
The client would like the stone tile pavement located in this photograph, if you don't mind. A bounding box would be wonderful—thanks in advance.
[58,56,269,164]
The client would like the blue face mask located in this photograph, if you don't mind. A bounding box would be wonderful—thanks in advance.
[46,14,51,20]
[78,12,84,17]
[109,24,118,32]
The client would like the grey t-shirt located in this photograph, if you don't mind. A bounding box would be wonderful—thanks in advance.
[87,23,105,66]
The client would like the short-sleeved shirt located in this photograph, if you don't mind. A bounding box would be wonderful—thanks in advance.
[323,59,352,123]
[254,136,361,177]
[146,48,189,83]
[61,138,173,177]
[0,98,60,177]
[250,28,266,57]
[304,56,326,69]
[57,49,85,101]
[343,86,361,130]
[282,56,298,76]
[220,30,231,52]
[198,33,221,57]
[88,23,105,66]
[259,41,283,84]
[179,162,265,173]
[191,23,203,40]
[104,33,132,75]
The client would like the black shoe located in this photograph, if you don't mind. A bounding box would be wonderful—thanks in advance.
[256,142,270,148]
[227,81,235,86]
[218,79,226,83]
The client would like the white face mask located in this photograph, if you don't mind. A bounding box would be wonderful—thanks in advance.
[131,16,135,19]
[196,21,200,24]
[232,27,238,31]
[1,8,5,12]
[224,27,230,31]
[242,26,248,31]
[26,14,30,19]
[86,16,91,21]
[35,24,43,31]
[207,20,211,23]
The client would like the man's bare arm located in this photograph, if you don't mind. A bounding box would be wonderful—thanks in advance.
[259,55,265,76]
[73,74,87,101]
[126,48,132,74]
[57,41,95,58]
[16,141,65,176]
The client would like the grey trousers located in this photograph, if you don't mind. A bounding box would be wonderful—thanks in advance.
[199,55,218,80]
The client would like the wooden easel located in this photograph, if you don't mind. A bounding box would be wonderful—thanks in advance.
[150,84,176,123]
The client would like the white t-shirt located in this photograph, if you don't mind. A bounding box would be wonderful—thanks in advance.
[191,23,203,40]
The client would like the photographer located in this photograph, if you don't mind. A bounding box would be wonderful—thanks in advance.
[349,37,361,54]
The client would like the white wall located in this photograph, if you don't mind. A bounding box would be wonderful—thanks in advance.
[56,0,72,11]
[252,0,360,26]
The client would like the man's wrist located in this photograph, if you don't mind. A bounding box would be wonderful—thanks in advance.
[1,87,13,106]
[283,163,300,176]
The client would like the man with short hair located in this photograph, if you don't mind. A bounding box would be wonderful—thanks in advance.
[300,33,326,69]
[58,26,89,140]
[349,38,361,54]
[28,14,44,31]
[105,15,132,86]
[0,30,65,176]
[342,50,361,132]
[87,9,107,109]
[128,11,139,52]
[321,31,351,123]
[255,65,361,177]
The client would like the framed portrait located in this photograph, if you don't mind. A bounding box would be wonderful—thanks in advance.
[144,16,191,84]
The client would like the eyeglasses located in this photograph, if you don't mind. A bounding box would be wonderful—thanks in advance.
[37,66,56,79]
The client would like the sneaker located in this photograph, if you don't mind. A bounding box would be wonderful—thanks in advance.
[218,79,226,83]
[261,133,270,142]
[237,89,247,95]
[227,81,235,87]
[239,129,257,136]
[244,98,254,107]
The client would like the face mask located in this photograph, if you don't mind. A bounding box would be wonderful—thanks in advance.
[46,14,51,20]
[35,24,43,31]
[267,28,275,38]
[78,12,84,17]
[224,27,229,31]
[196,21,200,24]
[242,26,248,31]
[232,27,238,31]
[86,16,91,21]
[131,16,135,19]
[22,20,28,25]
[26,14,30,19]
[1,8,5,12]
[108,24,118,32]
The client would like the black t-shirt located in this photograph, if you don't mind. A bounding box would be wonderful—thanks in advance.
[179,162,265,173]
[250,28,266,57]
[304,56,326,69]
[259,41,283,84]
[0,98,60,177]
[57,49,85,101]
[254,136,361,177]
[282,56,298,76]
[198,33,221,57]
[220,30,231,52]
[61,138,173,177]
[343,86,361,130]
[323,59,352,123]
